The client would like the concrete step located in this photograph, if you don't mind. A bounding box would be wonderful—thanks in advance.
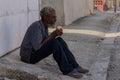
[0,41,99,80]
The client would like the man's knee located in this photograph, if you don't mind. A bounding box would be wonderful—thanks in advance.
[50,37,64,46]
[56,37,66,44]
[56,37,63,40]
[50,38,62,47]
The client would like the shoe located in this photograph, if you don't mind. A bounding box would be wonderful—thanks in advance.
[76,66,89,74]
[67,69,83,79]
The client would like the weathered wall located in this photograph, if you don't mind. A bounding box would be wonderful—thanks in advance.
[0,0,39,56]
[106,0,114,9]
[89,0,94,14]
[64,0,93,25]
[41,0,93,25]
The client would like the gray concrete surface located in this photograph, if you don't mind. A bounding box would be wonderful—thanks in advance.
[90,11,120,80]
[0,10,119,80]
[107,47,120,80]
[106,15,120,80]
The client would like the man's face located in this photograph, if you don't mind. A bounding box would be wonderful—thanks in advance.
[47,11,57,27]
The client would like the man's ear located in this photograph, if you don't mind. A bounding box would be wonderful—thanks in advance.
[45,16,50,23]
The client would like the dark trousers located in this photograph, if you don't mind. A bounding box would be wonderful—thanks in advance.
[30,37,79,75]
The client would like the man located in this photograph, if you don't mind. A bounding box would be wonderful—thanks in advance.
[20,6,89,79]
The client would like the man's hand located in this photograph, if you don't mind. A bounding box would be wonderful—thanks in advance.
[50,28,63,38]
[42,26,63,45]
[55,28,63,36]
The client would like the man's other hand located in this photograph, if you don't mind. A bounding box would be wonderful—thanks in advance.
[50,28,63,38]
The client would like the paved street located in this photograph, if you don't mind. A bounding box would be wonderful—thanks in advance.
[106,15,120,80]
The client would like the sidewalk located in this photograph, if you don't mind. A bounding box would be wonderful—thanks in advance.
[105,13,120,80]
[0,10,117,80]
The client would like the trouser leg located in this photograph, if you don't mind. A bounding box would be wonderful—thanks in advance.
[56,37,79,68]
[30,38,74,74]
[30,39,53,64]
[52,38,74,74]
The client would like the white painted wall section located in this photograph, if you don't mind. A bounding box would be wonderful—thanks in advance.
[64,0,93,25]
[0,0,40,57]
